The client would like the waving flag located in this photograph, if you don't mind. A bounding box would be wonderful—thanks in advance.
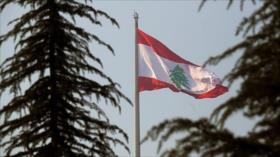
[137,29,228,99]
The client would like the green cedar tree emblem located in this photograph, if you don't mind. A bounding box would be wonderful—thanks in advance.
[169,65,190,89]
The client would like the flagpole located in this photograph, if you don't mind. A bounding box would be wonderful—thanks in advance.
[134,12,141,157]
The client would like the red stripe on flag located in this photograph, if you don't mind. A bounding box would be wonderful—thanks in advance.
[138,77,180,92]
[137,29,198,66]
[181,85,228,99]
[139,77,228,99]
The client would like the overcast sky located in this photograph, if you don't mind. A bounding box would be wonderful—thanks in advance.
[0,1,260,157]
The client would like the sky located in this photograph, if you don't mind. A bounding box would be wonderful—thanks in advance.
[0,1,260,157]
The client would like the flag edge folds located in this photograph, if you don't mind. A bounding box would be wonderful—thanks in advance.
[138,76,228,99]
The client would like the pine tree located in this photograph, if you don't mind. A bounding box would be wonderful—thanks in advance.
[143,0,280,156]
[0,0,131,157]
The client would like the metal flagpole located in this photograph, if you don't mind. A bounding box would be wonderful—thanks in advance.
[134,12,140,157]
[0,12,1,100]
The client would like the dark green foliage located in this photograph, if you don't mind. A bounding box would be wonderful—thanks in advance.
[199,0,257,11]
[143,0,280,157]
[143,118,279,157]
[0,0,131,157]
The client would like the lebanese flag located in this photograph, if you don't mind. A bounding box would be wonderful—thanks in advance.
[137,29,228,99]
